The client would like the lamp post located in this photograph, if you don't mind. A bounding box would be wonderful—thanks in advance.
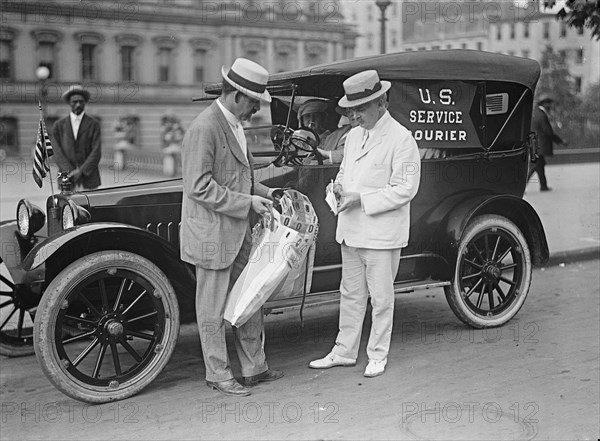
[35,65,50,118]
[375,0,392,54]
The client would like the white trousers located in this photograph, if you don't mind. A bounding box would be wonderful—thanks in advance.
[333,244,402,361]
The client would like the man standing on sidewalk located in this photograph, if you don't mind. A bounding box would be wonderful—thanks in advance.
[529,94,567,192]
[52,85,102,190]
[180,58,283,397]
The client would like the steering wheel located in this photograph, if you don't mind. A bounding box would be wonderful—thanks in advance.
[290,128,323,165]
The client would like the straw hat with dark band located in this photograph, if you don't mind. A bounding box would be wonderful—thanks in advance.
[221,58,271,103]
[338,70,391,108]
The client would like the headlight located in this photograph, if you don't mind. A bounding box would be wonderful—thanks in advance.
[62,200,90,230]
[16,199,45,239]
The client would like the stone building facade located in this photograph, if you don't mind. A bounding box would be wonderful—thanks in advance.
[0,0,356,161]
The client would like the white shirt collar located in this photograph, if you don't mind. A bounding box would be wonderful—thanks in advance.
[70,111,84,121]
[366,110,391,136]
[216,99,240,128]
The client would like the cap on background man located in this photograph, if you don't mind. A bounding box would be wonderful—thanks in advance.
[61,84,90,103]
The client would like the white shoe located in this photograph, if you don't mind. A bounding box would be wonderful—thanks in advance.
[364,358,387,377]
[309,351,356,369]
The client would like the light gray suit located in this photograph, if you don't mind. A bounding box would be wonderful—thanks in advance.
[181,100,269,382]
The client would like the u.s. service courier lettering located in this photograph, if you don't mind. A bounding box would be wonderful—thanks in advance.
[391,81,478,148]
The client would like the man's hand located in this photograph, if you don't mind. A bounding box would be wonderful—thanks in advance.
[68,168,82,182]
[338,191,360,213]
[332,183,343,199]
[316,148,331,162]
[251,195,273,216]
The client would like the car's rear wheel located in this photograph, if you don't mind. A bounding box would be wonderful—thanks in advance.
[34,251,180,403]
[0,259,36,357]
[444,215,532,328]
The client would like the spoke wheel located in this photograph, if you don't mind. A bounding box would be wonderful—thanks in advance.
[444,215,532,328]
[0,260,36,357]
[34,251,179,403]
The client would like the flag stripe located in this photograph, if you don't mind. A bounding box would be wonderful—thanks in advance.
[33,116,53,188]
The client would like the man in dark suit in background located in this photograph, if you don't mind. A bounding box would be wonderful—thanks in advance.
[180,58,283,397]
[52,85,102,190]
[529,94,567,192]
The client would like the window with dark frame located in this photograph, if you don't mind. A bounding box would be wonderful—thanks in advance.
[0,40,11,80]
[194,48,207,83]
[81,43,96,81]
[158,47,171,83]
[121,45,135,81]
[39,41,55,79]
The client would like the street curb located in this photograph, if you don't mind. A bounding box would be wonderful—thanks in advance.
[544,246,600,267]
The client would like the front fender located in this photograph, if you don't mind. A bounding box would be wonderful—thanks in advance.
[435,193,549,268]
[23,222,181,271]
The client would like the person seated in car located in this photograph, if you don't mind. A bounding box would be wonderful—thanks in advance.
[316,106,359,164]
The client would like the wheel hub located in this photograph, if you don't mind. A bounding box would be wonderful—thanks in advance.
[482,262,501,283]
[105,320,124,338]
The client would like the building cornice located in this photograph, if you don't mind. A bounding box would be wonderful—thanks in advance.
[4,1,351,34]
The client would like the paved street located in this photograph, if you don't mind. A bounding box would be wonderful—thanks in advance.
[0,259,598,440]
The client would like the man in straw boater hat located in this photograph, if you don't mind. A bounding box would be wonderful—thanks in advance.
[180,58,283,396]
[52,84,102,190]
[309,70,421,378]
[528,93,567,192]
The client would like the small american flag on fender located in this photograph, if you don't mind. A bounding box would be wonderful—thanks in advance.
[33,103,54,188]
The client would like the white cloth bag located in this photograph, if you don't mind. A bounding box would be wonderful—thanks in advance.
[224,190,318,327]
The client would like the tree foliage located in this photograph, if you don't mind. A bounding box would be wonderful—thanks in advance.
[546,0,600,40]
[536,45,581,121]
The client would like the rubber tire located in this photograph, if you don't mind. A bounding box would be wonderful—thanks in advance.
[444,214,532,328]
[34,250,180,403]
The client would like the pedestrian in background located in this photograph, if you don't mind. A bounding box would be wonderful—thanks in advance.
[309,70,421,378]
[529,94,567,192]
[52,85,102,190]
[180,58,283,397]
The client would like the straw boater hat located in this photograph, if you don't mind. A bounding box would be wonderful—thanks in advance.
[338,70,391,108]
[221,58,271,103]
[62,84,90,103]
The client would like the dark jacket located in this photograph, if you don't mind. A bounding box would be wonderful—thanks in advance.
[532,106,563,157]
[52,113,102,189]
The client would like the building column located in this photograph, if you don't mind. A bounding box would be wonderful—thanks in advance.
[297,39,305,69]
[266,38,274,73]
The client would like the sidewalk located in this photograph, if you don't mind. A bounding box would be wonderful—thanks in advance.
[1,160,598,264]
[524,161,600,264]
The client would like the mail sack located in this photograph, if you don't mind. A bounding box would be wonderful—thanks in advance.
[224,190,318,327]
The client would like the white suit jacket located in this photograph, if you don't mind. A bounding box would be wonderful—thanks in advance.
[335,111,421,249]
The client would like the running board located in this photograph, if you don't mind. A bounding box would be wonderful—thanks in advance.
[265,279,450,314]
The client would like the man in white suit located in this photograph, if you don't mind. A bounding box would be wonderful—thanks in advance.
[309,70,421,377]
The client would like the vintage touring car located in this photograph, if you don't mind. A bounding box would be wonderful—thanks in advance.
[0,51,548,403]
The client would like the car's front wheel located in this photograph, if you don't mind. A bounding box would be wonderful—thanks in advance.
[444,214,532,328]
[0,258,36,357]
[34,251,180,403]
